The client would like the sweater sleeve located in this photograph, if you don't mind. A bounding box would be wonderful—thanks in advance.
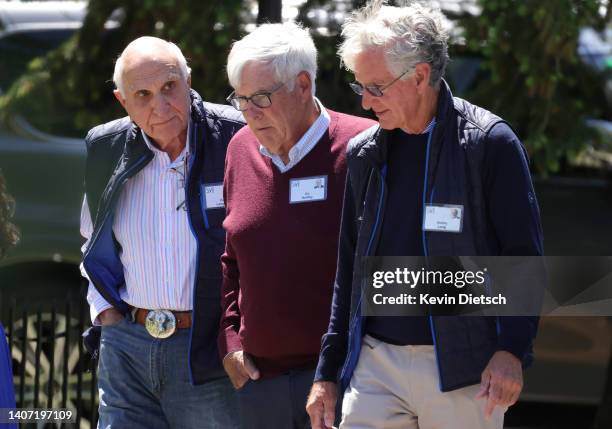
[314,171,359,382]
[218,239,242,359]
[218,152,243,360]
[483,123,543,362]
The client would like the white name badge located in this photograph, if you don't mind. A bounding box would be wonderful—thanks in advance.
[289,175,327,204]
[423,204,464,233]
[203,183,224,209]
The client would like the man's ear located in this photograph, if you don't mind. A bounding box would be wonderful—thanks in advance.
[113,89,127,110]
[414,63,432,92]
[296,71,313,99]
[187,74,192,88]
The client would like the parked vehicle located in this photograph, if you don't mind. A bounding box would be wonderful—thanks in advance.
[0,2,93,427]
[0,2,610,428]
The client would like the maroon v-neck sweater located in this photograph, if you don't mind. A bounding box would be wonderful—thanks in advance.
[219,110,374,378]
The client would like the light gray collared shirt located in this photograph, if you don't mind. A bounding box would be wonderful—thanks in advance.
[259,97,330,173]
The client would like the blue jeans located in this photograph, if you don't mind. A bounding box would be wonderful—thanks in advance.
[97,316,239,429]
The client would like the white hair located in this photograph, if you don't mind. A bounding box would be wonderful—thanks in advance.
[113,37,191,96]
[339,1,449,87]
[227,22,318,95]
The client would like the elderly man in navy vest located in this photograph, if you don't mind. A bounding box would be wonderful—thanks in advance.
[307,3,543,429]
[218,22,374,429]
[80,37,244,428]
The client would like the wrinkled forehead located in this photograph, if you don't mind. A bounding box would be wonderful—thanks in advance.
[236,61,278,94]
[353,48,392,83]
[123,57,183,92]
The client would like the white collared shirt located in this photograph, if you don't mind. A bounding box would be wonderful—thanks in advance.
[259,98,330,173]
[81,122,197,325]
[403,117,436,135]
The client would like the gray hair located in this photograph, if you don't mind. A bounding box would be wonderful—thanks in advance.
[339,1,449,87]
[227,22,317,95]
[113,37,191,97]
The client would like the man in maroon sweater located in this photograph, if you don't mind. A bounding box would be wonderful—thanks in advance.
[218,22,374,429]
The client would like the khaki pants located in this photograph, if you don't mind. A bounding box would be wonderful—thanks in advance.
[340,335,504,429]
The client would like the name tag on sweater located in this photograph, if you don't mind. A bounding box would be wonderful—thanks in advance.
[203,183,224,209]
[289,175,327,204]
[423,204,463,233]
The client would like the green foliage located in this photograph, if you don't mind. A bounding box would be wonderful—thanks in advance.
[311,34,374,119]
[460,0,609,174]
[0,0,243,138]
[1,0,608,176]
[296,1,375,120]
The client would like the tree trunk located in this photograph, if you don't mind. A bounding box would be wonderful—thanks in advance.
[257,0,282,24]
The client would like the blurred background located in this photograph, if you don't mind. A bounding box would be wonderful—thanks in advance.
[0,0,610,427]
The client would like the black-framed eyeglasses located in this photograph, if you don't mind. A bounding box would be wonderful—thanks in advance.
[226,82,286,111]
[349,68,412,97]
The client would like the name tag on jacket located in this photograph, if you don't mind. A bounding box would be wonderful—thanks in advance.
[203,183,224,209]
[423,204,464,233]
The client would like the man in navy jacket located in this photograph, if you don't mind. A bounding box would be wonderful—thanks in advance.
[80,37,244,428]
[307,3,543,429]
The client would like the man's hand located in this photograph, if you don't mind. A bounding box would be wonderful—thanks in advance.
[222,350,260,390]
[476,350,523,418]
[306,381,337,429]
[99,308,124,326]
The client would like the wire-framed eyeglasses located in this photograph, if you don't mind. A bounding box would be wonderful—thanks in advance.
[349,68,412,97]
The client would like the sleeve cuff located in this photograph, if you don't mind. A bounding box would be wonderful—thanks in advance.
[496,338,531,362]
[314,352,340,383]
[87,284,113,326]
[218,326,243,360]
[497,329,533,362]
[496,345,525,361]
[313,368,337,383]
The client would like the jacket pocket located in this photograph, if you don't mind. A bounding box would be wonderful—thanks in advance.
[362,334,383,350]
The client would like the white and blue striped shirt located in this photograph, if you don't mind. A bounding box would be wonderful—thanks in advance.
[80,124,197,325]
[259,98,330,172]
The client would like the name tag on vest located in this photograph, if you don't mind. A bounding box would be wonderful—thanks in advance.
[203,183,224,209]
[289,175,327,204]
[423,204,463,233]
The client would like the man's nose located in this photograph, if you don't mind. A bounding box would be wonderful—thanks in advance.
[152,93,171,115]
[243,102,263,121]
[361,90,373,111]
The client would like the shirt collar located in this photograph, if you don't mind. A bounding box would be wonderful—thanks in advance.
[404,117,436,136]
[259,97,330,172]
[141,119,191,165]
[422,117,436,134]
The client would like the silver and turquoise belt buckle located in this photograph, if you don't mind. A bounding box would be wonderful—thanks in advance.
[145,309,177,338]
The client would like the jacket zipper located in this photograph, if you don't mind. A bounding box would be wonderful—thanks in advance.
[185,123,202,385]
[421,124,445,390]
[340,164,387,388]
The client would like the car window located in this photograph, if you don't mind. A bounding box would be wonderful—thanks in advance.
[0,29,75,92]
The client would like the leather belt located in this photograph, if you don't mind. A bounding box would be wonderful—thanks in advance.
[132,307,192,338]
